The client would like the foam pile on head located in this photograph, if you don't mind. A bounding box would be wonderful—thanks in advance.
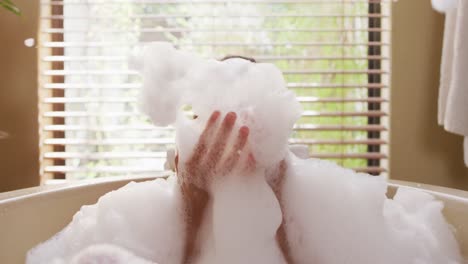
[132,42,302,168]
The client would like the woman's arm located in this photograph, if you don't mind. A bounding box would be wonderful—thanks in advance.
[267,160,294,264]
[179,182,210,263]
[177,111,250,263]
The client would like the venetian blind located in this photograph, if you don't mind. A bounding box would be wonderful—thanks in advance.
[39,0,391,180]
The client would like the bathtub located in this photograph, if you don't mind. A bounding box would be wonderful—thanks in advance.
[1,175,467,263]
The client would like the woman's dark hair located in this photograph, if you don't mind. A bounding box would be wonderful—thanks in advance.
[220,55,256,63]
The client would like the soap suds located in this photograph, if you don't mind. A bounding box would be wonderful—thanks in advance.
[27,43,463,264]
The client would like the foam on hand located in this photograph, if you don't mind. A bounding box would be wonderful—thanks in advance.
[27,43,463,264]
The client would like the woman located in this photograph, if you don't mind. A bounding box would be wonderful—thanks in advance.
[175,54,294,262]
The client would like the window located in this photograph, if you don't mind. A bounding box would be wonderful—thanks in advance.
[39,0,390,181]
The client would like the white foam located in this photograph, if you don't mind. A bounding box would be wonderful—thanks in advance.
[70,244,155,264]
[27,43,463,264]
[283,156,461,264]
[432,0,458,13]
[27,177,185,264]
[24,38,35,47]
[207,170,285,264]
[135,42,301,169]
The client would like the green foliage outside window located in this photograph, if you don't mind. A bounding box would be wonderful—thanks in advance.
[60,2,377,179]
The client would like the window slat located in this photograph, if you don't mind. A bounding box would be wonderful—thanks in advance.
[42,14,389,19]
[41,0,391,5]
[43,110,387,118]
[44,166,386,175]
[42,28,390,34]
[42,97,388,104]
[42,124,386,132]
[41,41,389,48]
[42,83,387,90]
[43,55,389,62]
[44,138,386,146]
[44,166,167,173]
[40,167,388,177]
[294,125,387,132]
[44,138,175,145]
[298,97,388,103]
[309,153,387,159]
[290,139,387,145]
[43,152,387,160]
[302,111,387,117]
[42,69,388,76]
[44,152,167,159]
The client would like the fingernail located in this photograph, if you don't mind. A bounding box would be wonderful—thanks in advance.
[225,112,237,123]
[210,111,221,121]
[227,111,236,118]
[239,126,249,136]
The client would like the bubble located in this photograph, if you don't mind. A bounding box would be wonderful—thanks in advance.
[24,38,35,47]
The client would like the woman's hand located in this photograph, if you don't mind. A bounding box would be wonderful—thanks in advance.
[178,111,250,192]
[178,111,250,263]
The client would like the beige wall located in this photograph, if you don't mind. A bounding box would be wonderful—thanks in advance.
[390,0,468,190]
[0,2,40,192]
[0,1,467,192]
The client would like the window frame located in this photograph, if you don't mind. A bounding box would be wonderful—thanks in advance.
[39,0,390,181]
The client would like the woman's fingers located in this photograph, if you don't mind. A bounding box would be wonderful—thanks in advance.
[186,111,221,169]
[204,112,237,171]
[220,126,250,174]
[184,111,254,185]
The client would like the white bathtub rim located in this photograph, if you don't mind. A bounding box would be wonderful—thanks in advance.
[0,174,171,205]
[2,176,467,207]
